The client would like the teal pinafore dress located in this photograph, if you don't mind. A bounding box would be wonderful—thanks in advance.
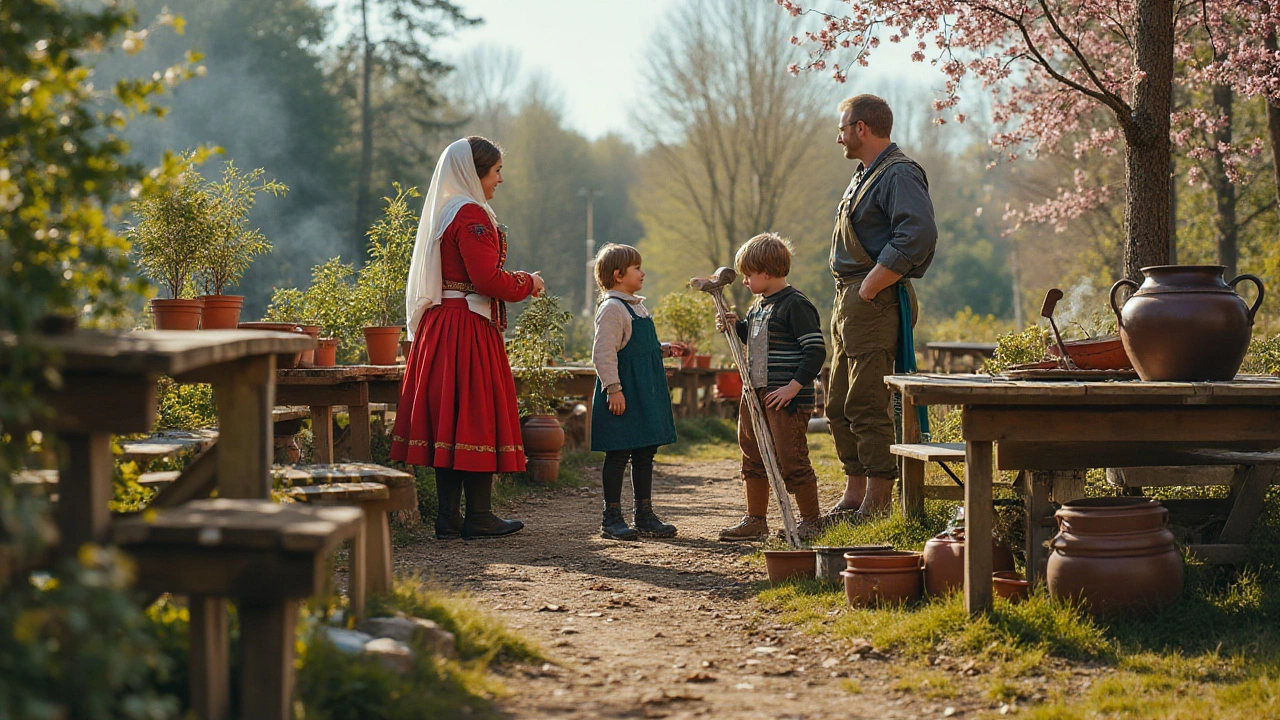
[591,299,678,453]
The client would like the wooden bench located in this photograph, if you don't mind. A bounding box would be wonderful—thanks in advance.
[275,463,416,595]
[119,429,219,465]
[114,499,364,720]
[893,441,1024,517]
[287,481,389,604]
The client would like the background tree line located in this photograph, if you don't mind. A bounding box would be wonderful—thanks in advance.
[99,0,1278,339]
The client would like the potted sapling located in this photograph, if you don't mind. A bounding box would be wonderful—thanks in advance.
[508,294,573,484]
[354,184,418,365]
[654,290,714,369]
[128,164,215,329]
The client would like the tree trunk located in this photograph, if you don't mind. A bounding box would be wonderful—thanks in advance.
[355,0,375,253]
[1168,152,1177,265]
[1267,31,1280,225]
[1211,80,1238,279]
[1121,0,1175,281]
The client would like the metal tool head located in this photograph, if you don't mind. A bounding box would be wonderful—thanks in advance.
[1040,288,1064,319]
[689,267,737,292]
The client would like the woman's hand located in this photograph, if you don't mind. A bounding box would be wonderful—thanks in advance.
[529,271,546,297]
[714,311,737,333]
[667,341,690,358]
[608,390,626,415]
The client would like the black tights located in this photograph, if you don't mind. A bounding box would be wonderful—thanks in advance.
[434,467,493,511]
[601,445,658,505]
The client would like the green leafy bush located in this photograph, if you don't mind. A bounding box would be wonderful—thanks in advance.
[653,290,715,350]
[508,295,572,416]
[354,184,419,328]
[153,376,217,430]
[265,258,363,363]
[197,162,287,296]
[1242,334,1280,375]
[982,325,1050,374]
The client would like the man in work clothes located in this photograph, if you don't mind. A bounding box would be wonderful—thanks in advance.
[824,94,938,522]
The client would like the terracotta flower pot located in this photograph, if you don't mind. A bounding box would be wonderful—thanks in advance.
[844,550,924,571]
[1046,335,1132,370]
[922,529,1016,597]
[399,339,413,362]
[714,370,743,399]
[763,549,816,585]
[993,571,1031,603]
[841,565,923,607]
[237,321,305,368]
[814,545,893,583]
[1047,497,1184,615]
[150,298,204,330]
[315,337,339,367]
[680,346,697,369]
[363,326,402,365]
[296,324,321,367]
[1110,265,1264,381]
[695,354,711,369]
[521,414,565,484]
[196,294,244,330]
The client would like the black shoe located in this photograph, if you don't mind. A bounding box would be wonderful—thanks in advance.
[601,502,639,541]
[461,472,524,539]
[633,499,677,538]
[434,471,464,540]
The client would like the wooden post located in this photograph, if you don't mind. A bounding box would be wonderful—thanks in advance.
[350,518,369,621]
[347,393,372,461]
[898,393,924,518]
[964,439,994,614]
[57,433,113,552]
[311,405,334,464]
[363,505,391,596]
[210,355,276,499]
[1024,471,1055,586]
[238,599,299,720]
[189,596,230,720]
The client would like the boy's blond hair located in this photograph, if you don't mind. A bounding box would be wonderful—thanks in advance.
[594,243,643,291]
[734,232,792,277]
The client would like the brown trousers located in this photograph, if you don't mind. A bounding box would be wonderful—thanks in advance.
[739,389,821,522]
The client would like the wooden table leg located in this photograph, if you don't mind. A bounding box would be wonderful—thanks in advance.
[362,504,390,596]
[189,595,230,720]
[350,514,369,620]
[238,599,299,720]
[1024,470,1055,586]
[583,394,594,449]
[899,393,924,519]
[349,403,372,462]
[57,432,113,552]
[311,405,334,464]
[209,355,276,499]
[964,440,994,614]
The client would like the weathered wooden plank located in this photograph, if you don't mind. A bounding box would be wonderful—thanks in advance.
[996,440,1280,471]
[57,433,113,552]
[149,444,218,509]
[1024,471,1055,586]
[277,365,405,383]
[47,372,157,434]
[119,429,218,463]
[275,463,415,489]
[891,443,966,462]
[36,329,311,377]
[310,405,334,465]
[286,482,389,503]
[1219,465,1276,543]
[238,599,298,720]
[964,440,995,615]
[189,596,230,720]
[124,545,324,599]
[964,406,1280,443]
[275,382,367,408]
[1108,466,1237,487]
[899,458,926,518]
[113,498,363,554]
[348,403,372,462]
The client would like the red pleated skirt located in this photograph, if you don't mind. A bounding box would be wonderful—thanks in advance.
[390,299,526,472]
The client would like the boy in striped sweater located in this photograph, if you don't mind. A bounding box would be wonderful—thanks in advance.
[716,233,829,542]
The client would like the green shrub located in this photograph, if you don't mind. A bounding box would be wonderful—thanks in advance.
[983,325,1050,374]
[1242,335,1280,375]
[653,290,715,350]
[153,376,217,430]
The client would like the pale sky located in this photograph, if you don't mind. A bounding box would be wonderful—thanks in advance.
[434,0,946,140]
[437,0,681,139]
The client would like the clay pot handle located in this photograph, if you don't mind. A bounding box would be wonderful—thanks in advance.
[1228,274,1265,323]
[1109,278,1139,329]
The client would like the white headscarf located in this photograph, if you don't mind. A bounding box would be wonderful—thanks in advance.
[404,138,498,339]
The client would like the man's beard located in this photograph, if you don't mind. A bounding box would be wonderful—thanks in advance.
[843,136,861,159]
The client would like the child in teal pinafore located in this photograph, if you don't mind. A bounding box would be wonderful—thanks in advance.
[590,243,689,540]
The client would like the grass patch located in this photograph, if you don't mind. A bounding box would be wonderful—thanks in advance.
[659,417,740,461]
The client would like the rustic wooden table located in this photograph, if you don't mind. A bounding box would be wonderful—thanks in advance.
[18,329,313,551]
[276,365,405,463]
[885,372,1280,615]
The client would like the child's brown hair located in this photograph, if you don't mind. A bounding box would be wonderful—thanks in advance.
[594,243,642,291]
[734,232,792,277]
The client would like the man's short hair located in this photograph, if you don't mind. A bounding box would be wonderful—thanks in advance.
[735,232,793,278]
[838,94,893,138]
[594,243,642,291]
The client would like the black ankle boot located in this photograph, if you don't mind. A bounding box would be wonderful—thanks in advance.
[601,502,638,541]
[461,472,524,539]
[633,499,677,538]
[433,471,464,540]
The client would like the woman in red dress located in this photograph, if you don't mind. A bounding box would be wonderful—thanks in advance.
[391,136,546,539]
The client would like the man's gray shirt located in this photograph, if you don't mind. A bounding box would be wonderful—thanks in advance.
[830,143,938,279]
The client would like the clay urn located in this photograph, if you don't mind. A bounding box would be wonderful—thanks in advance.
[1047,497,1184,615]
[1110,265,1263,381]
[841,551,923,606]
[764,549,817,585]
[922,528,1016,597]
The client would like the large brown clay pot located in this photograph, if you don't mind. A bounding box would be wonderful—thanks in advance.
[197,294,244,330]
[922,529,1016,597]
[764,549,816,584]
[1110,265,1264,381]
[1046,497,1183,615]
[150,298,204,330]
[841,551,923,606]
[363,326,402,365]
[521,414,565,484]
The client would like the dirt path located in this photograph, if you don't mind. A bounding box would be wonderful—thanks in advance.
[398,458,972,719]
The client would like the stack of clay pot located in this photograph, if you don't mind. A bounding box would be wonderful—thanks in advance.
[840,550,923,606]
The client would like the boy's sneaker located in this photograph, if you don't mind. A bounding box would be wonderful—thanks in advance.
[601,502,638,541]
[718,515,768,541]
[634,499,677,538]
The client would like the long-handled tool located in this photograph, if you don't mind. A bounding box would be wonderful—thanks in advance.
[690,267,800,548]
[1040,288,1078,370]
